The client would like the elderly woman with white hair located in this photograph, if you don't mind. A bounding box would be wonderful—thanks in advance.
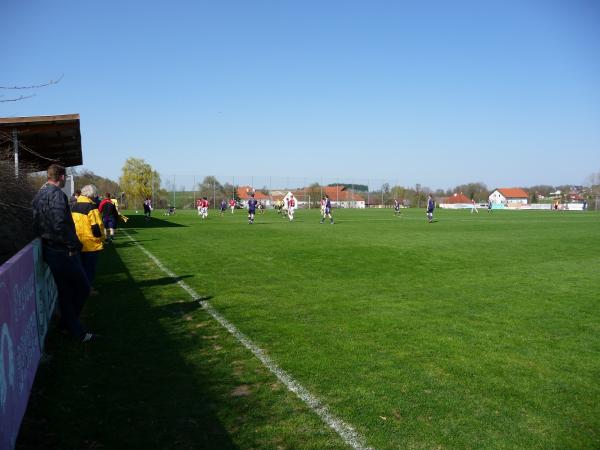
[71,184,105,290]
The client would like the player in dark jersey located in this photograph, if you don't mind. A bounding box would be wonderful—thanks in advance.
[320,195,334,224]
[247,193,258,224]
[426,194,435,223]
[394,199,401,216]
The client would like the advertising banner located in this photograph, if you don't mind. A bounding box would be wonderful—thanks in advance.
[0,243,41,450]
[32,240,57,352]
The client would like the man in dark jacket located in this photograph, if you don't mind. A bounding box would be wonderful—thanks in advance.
[32,164,95,342]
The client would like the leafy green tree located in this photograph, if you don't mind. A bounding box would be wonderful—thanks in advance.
[195,176,224,206]
[327,183,368,192]
[119,157,160,209]
[222,182,237,202]
[451,182,488,201]
[527,185,554,203]
[305,182,322,207]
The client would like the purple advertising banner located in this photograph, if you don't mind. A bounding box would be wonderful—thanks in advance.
[32,239,57,353]
[0,243,41,450]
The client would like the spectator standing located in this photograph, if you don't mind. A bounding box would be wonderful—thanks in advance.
[71,184,105,292]
[32,164,95,342]
[99,193,119,242]
[69,189,81,209]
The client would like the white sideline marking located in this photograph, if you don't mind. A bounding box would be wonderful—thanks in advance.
[122,230,373,450]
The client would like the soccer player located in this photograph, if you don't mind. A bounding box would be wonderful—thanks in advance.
[229,198,236,214]
[196,198,203,216]
[286,194,296,221]
[394,198,401,216]
[220,199,227,216]
[143,197,152,220]
[426,194,435,223]
[320,195,334,224]
[487,200,493,213]
[470,199,479,214]
[247,193,258,224]
[201,197,209,219]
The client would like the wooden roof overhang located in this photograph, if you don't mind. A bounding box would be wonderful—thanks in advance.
[0,114,82,171]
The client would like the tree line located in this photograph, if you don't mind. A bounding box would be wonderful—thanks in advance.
[72,157,600,211]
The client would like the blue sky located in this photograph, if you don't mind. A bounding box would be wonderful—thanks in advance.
[2,0,599,190]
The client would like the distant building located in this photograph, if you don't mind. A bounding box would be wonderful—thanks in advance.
[319,185,365,208]
[438,193,473,209]
[270,185,366,208]
[489,188,529,207]
[236,186,270,206]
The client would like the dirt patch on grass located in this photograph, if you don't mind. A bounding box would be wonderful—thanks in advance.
[230,385,252,397]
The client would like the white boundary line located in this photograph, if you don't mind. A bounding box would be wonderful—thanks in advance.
[122,230,373,450]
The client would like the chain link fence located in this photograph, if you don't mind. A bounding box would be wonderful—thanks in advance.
[140,174,431,211]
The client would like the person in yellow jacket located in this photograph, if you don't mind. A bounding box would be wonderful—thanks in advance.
[71,184,105,288]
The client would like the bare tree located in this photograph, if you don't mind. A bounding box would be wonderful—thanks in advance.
[584,170,600,210]
[0,75,63,102]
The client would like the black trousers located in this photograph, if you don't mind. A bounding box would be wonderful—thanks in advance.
[43,246,90,338]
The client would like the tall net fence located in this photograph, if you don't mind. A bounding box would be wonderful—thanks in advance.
[0,161,38,264]
[138,174,430,211]
[118,173,599,212]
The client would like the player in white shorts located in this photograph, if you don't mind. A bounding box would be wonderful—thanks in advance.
[286,194,296,221]
[201,197,209,219]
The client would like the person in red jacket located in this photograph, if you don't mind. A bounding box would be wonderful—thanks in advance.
[99,193,119,242]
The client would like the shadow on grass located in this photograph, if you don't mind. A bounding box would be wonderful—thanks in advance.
[153,298,212,317]
[106,238,156,248]
[17,243,237,449]
[124,215,187,229]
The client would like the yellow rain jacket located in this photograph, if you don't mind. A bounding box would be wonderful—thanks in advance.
[71,195,105,252]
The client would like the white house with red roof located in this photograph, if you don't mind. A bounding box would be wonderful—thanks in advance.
[320,185,365,208]
[439,192,473,209]
[489,188,529,207]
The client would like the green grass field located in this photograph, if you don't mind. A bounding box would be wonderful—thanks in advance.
[19,208,600,449]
